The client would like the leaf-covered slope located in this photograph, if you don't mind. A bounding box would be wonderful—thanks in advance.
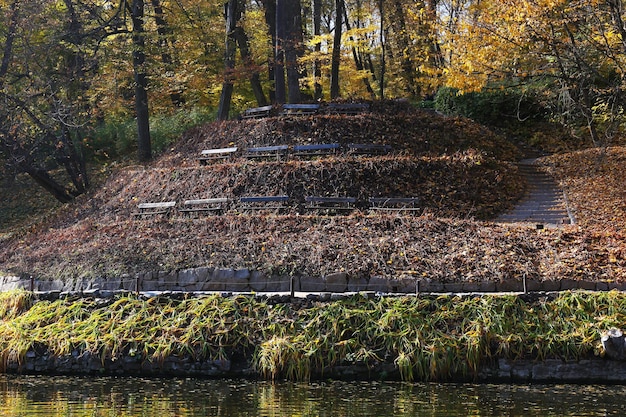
[1,108,624,283]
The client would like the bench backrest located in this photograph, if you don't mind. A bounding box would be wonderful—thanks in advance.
[246,145,289,153]
[137,201,176,209]
[305,196,356,204]
[327,103,370,112]
[293,143,340,152]
[183,198,228,205]
[200,147,238,156]
[240,195,290,203]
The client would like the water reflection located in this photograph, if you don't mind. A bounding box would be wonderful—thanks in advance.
[1,375,625,416]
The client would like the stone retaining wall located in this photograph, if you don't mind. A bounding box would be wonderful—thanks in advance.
[7,348,626,383]
[1,268,624,293]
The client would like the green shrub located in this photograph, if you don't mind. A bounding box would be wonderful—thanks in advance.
[88,107,215,160]
[434,86,545,127]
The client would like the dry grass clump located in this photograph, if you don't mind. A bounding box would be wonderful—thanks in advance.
[1,290,625,381]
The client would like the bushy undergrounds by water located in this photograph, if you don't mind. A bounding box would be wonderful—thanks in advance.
[0,103,625,283]
[0,290,623,381]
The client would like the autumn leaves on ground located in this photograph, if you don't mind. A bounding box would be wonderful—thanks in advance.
[0,102,625,286]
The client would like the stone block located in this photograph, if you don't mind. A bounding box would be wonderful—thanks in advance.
[142,280,159,291]
[178,269,198,288]
[496,279,521,292]
[478,281,497,292]
[462,281,481,293]
[228,272,250,292]
[249,271,267,292]
[325,272,347,292]
[368,276,390,292]
[100,277,122,291]
[540,280,561,292]
[347,276,368,292]
[420,280,444,292]
[596,281,609,291]
[443,282,464,293]
[234,269,251,280]
[559,278,579,291]
[578,280,596,291]
[393,277,418,293]
[301,276,326,292]
[523,279,542,292]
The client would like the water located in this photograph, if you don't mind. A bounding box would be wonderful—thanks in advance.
[1,375,625,416]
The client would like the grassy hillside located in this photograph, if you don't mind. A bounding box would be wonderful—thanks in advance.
[1,103,624,284]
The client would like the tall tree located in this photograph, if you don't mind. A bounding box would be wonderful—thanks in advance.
[312,0,323,99]
[131,0,152,161]
[330,0,343,99]
[217,0,240,120]
[285,0,303,103]
[0,0,93,203]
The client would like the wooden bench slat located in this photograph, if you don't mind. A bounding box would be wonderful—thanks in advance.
[293,143,340,158]
[240,195,290,212]
[305,196,356,214]
[281,103,320,115]
[242,105,273,119]
[200,147,238,156]
[198,147,238,164]
[347,143,392,155]
[245,145,289,159]
[305,196,356,204]
[137,201,176,209]
[179,198,228,214]
[133,201,176,217]
[240,195,290,203]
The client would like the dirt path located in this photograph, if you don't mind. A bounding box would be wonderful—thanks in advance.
[497,159,574,226]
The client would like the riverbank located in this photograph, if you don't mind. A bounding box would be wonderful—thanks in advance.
[1,289,624,383]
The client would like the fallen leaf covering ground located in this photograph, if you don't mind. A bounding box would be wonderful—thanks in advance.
[0,103,624,284]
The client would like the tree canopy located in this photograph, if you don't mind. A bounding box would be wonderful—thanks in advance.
[2,0,626,202]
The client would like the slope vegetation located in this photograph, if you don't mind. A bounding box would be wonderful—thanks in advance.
[0,103,624,284]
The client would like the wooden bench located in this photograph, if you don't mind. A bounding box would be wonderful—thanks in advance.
[281,103,320,116]
[369,197,420,213]
[239,195,290,212]
[179,198,229,215]
[293,143,340,158]
[327,103,370,115]
[347,143,392,155]
[244,145,289,160]
[241,105,273,119]
[133,201,176,217]
[198,147,238,165]
[305,196,357,214]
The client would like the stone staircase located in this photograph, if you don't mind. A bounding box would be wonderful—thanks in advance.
[497,159,574,226]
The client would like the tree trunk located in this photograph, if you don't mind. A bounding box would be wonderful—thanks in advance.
[392,0,419,98]
[285,0,302,103]
[0,0,19,86]
[151,0,184,107]
[313,0,323,99]
[0,135,75,204]
[274,0,287,103]
[378,0,385,99]
[330,0,343,99]
[217,0,240,120]
[262,0,277,103]
[131,0,152,162]
[233,27,268,106]
[343,5,375,98]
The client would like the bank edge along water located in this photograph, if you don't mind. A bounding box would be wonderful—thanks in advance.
[2,287,626,383]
